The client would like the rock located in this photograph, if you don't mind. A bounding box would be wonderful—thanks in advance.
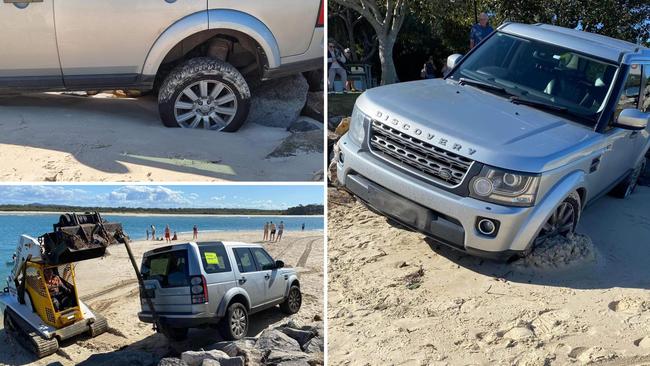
[287,116,323,133]
[503,326,535,341]
[328,116,344,131]
[636,336,650,348]
[301,92,324,122]
[327,140,340,185]
[265,350,310,365]
[267,130,323,158]
[256,329,302,353]
[159,358,189,366]
[180,350,243,366]
[302,335,324,353]
[303,69,324,92]
[248,74,309,128]
[201,360,221,366]
[335,117,350,136]
[279,327,316,347]
[77,350,157,366]
[210,340,261,365]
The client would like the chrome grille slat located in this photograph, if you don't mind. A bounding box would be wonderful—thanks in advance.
[369,120,473,186]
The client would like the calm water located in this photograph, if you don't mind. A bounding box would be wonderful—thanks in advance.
[0,213,323,283]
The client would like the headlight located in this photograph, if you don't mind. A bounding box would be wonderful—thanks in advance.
[348,106,367,146]
[469,166,540,207]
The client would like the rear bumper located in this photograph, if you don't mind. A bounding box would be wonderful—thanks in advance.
[138,312,220,328]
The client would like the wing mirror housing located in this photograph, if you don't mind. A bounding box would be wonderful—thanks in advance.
[616,108,649,130]
[275,260,285,269]
[447,54,463,70]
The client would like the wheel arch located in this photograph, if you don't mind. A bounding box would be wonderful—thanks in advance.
[141,10,280,79]
[217,288,251,318]
[285,275,300,297]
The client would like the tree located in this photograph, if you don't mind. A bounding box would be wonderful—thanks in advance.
[332,0,411,85]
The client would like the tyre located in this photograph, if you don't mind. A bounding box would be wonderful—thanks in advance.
[610,159,646,198]
[160,325,189,341]
[219,302,248,341]
[158,57,251,132]
[279,285,302,314]
[530,192,581,251]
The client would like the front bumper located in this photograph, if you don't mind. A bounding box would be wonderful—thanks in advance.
[337,133,549,259]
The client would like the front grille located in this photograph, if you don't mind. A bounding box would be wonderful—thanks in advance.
[369,120,473,186]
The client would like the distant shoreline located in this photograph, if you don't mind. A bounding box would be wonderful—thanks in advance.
[0,211,324,218]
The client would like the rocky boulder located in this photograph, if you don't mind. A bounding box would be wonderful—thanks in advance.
[247,74,309,128]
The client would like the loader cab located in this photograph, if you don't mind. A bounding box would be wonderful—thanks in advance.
[23,262,82,329]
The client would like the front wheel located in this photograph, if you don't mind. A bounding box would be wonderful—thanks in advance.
[158,57,251,132]
[531,192,581,251]
[219,302,248,341]
[279,285,302,314]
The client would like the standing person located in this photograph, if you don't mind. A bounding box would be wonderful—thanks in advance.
[276,221,285,242]
[193,225,198,240]
[469,12,493,49]
[328,41,348,93]
[151,225,156,241]
[269,221,277,242]
[164,225,171,243]
[301,223,305,231]
[263,222,269,241]
[146,228,150,240]
[421,56,437,79]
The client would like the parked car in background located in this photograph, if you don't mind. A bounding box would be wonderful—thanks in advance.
[0,0,324,131]
[337,23,650,260]
[138,241,301,340]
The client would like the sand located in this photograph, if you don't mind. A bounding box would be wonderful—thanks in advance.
[328,186,650,366]
[0,93,322,182]
[0,230,324,366]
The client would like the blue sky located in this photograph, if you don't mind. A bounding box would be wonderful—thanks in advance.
[0,185,323,210]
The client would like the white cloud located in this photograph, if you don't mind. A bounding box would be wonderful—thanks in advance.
[211,195,226,201]
[106,186,191,207]
[0,186,89,205]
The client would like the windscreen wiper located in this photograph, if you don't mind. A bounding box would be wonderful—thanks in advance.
[509,96,568,112]
[458,77,508,94]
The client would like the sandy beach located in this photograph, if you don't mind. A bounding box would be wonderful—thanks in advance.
[0,230,324,366]
[328,187,650,365]
[0,93,322,182]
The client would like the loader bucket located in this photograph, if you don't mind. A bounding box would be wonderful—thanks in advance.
[40,213,129,265]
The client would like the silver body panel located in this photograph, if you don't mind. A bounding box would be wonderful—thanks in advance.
[339,25,650,257]
[139,241,298,325]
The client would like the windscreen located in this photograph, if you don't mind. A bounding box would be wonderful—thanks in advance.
[449,32,618,126]
[141,249,189,288]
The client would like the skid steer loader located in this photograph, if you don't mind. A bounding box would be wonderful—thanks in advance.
[0,213,130,358]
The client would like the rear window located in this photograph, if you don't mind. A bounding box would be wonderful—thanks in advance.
[141,249,189,288]
[197,242,232,274]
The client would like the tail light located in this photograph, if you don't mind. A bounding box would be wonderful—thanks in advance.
[190,276,208,304]
[316,0,324,27]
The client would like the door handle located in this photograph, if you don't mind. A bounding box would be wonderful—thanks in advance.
[238,277,247,284]
[264,274,270,280]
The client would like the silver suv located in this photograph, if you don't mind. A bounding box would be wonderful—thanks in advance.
[138,241,301,340]
[337,23,650,260]
[0,0,324,132]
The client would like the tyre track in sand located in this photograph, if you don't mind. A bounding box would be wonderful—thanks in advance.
[297,237,320,268]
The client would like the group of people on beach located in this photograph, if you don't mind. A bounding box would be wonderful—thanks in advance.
[263,221,285,242]
[146,224,199,243]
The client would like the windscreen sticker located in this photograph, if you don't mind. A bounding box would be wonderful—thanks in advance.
[204,252,220,265]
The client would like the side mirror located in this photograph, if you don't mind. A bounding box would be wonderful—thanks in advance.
[616,108,649,130]
[275,260,285,269]
[447,54,463,70]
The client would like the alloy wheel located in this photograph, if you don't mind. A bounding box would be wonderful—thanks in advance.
[288,288,302,312]
[534,201,576,246]
[173,80,237,130]
[230,307,247,338]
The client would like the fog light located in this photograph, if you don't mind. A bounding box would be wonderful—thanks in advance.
[476,218,498,236]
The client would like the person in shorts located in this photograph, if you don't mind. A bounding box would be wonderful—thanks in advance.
[270,222,277,242]
[263,222,269,241]
[164,225,171,243]
[276,221,285,242]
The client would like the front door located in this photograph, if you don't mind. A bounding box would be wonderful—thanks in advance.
[250,247,286,302]
[53,0,206,88]
[232,248,268,309]
[0,0,62,89]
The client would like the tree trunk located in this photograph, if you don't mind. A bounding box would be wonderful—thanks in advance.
[378,34,398,85]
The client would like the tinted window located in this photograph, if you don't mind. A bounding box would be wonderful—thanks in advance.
[233,248,256,273]
[251,248,275,270]
[141,250,189,288]
[642,65,650,113]
[197,242,231,274]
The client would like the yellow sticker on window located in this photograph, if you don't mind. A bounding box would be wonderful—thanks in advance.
[204,252,220,265]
